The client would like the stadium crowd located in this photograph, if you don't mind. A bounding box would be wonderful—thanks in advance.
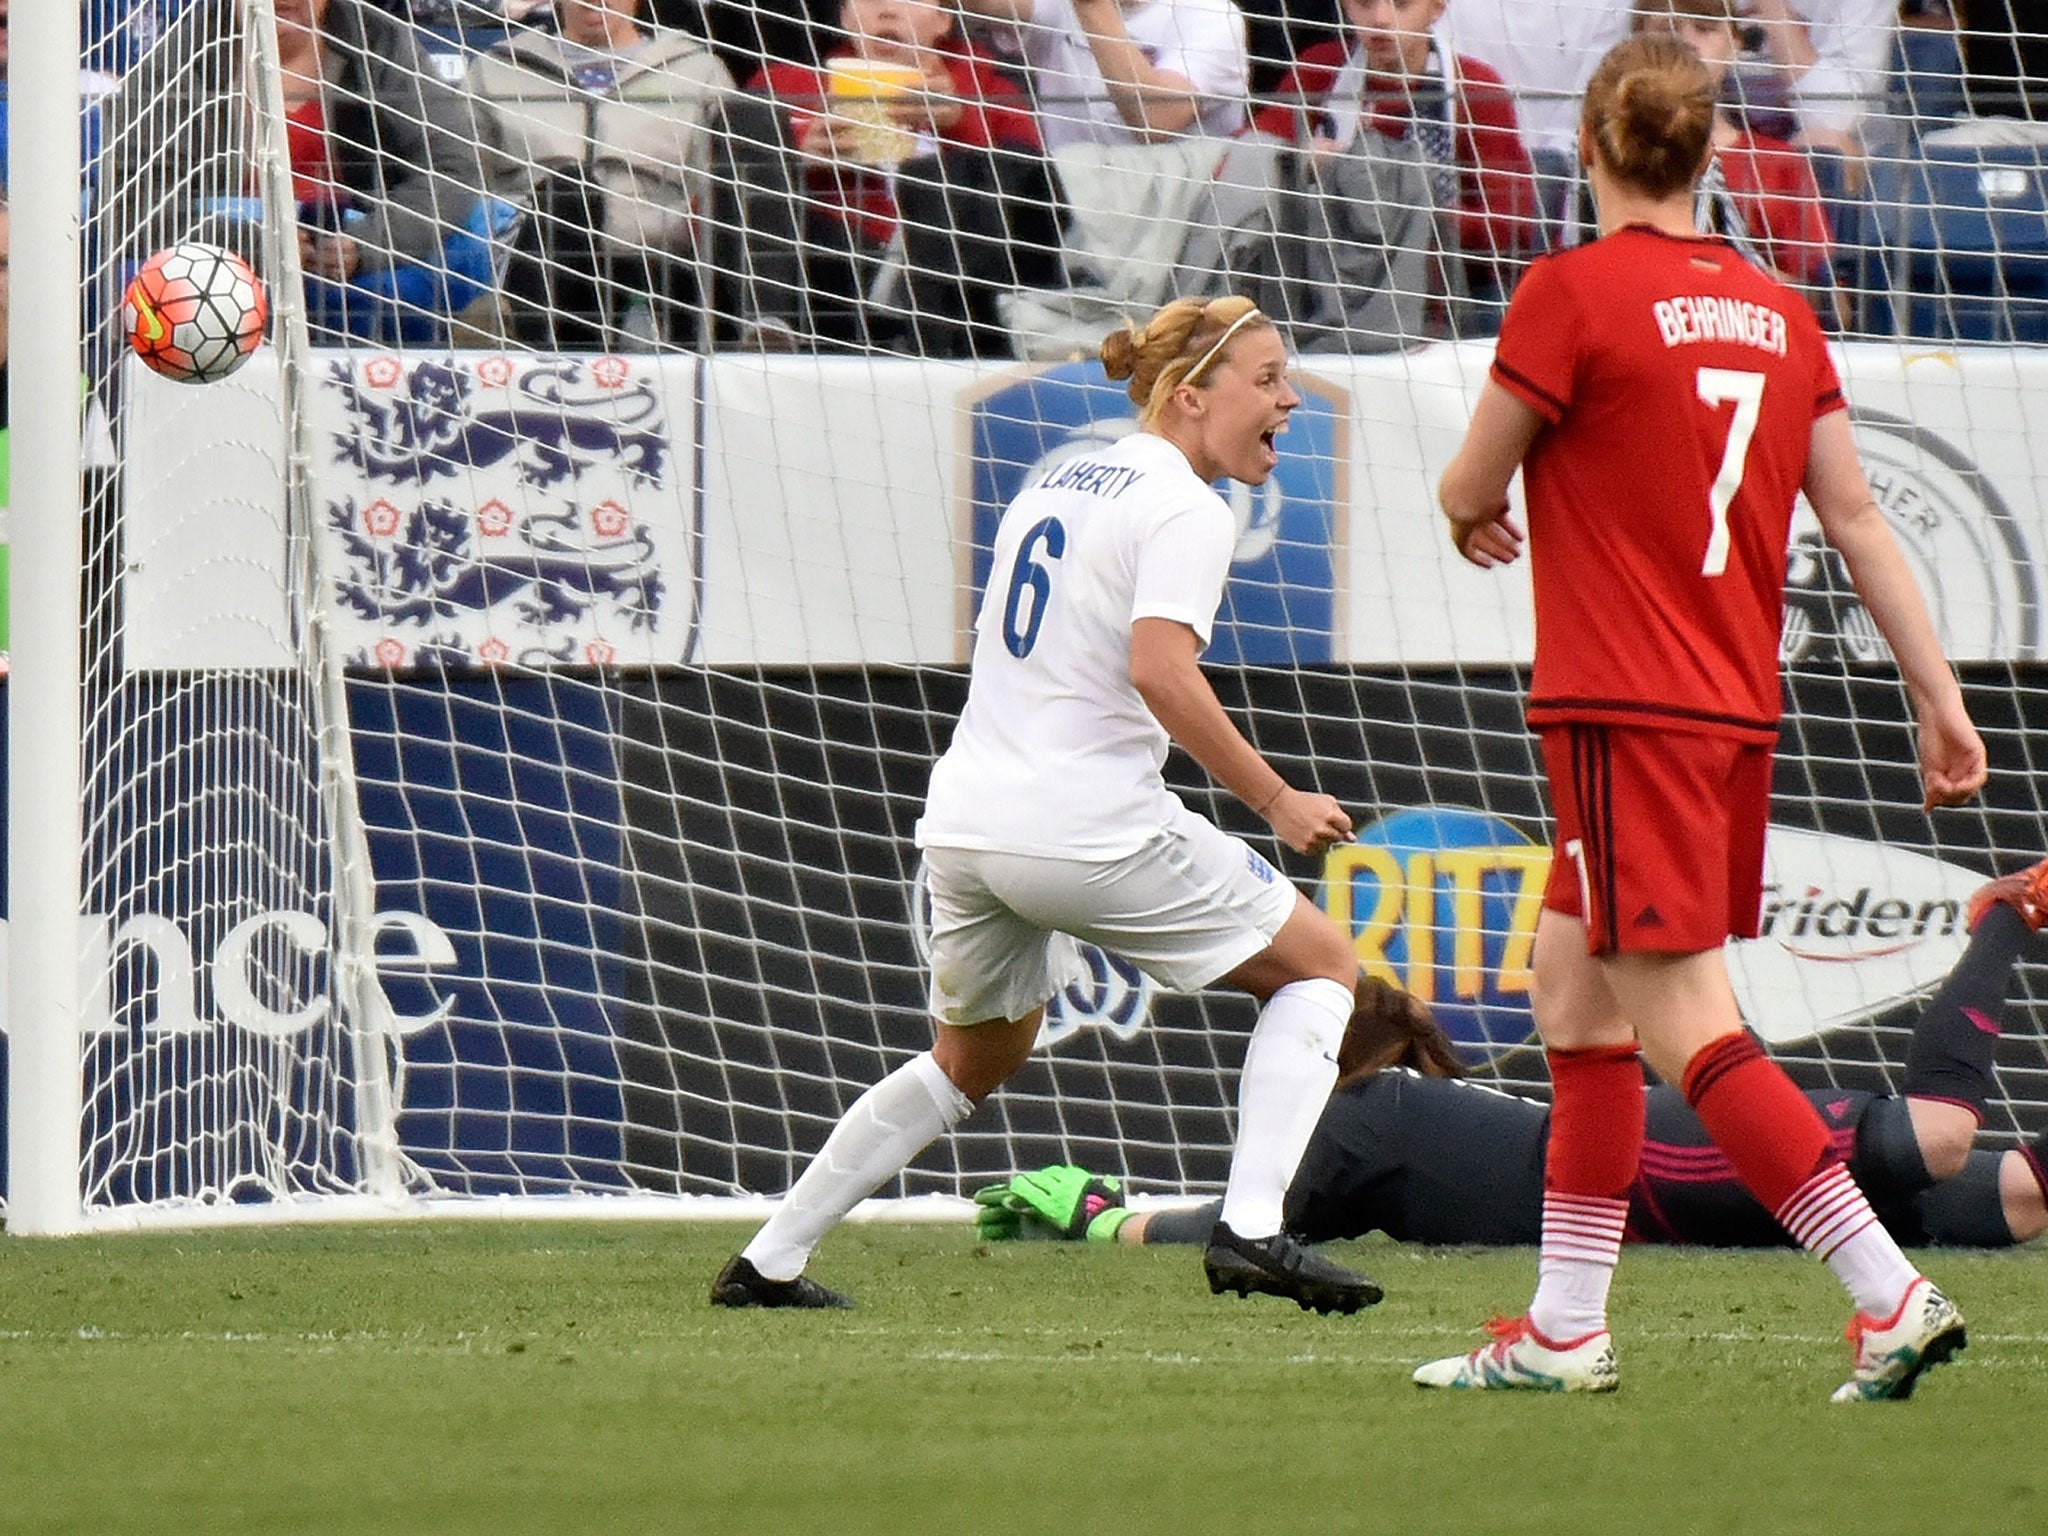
[28,0,2048,351]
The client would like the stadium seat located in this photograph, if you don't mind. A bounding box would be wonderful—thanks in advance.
[1863,137,2048,342]
[1889,24,1968,133]
[416,23,512,84]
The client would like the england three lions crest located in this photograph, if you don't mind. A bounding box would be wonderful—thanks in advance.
[314,354,700,669]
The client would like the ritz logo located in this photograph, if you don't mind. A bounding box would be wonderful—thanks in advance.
[1319,811,1988,1054]
[958,360,1349,664]
[1323,807,1548,1059]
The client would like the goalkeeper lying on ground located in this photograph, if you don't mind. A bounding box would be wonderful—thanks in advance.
[977,862,2048,1252]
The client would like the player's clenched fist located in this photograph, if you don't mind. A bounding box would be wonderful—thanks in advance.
[1917,701,1988,811]
[1260,786,1353,855]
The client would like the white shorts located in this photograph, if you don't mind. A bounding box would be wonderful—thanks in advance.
[921,803,1299,1026]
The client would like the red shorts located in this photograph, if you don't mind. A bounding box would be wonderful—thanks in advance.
[1539,723,1773,955]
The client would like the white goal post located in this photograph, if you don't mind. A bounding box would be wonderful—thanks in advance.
[8,0,89,1235]
[7,0,2048,1233]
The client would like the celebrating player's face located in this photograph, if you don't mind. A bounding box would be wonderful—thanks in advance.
[1191,327,1298,486]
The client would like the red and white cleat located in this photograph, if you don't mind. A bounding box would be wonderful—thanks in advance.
[1831,1277,1966,1402]
[1412,1314,1618,1393]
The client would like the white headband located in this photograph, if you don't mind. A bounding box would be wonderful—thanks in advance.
[1181,308,1263,386]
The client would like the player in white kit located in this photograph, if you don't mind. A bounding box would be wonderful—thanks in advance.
[714,295,1381,1313]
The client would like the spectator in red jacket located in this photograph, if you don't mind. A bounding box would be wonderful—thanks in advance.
[1253,0,1539,300]
[749,0,1062,355]
[1635,0,1834,297]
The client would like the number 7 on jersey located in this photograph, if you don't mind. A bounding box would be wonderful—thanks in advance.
[1695,367,1766,578]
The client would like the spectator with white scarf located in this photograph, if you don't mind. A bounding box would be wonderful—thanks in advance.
[1434,0,1631,233]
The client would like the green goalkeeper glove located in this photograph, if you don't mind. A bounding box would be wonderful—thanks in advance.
[971,1167,1132,1242]
[971,1182,1030,1242]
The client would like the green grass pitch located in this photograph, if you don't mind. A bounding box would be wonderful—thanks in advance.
[0,1221,2040,1535]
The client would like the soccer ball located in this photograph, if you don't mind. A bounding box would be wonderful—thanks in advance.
[123,242,268,384]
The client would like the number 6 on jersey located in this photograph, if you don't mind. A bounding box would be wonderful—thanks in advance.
[1695,367,1765,578]
[1000,515,1066,657]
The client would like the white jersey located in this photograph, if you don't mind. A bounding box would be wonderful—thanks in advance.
[1437,0,1630,155]
[1778,0,1896,135]
[918,432,1235,858]
[1011,0,1248,150]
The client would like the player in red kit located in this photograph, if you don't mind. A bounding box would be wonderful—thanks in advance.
[1413,33,1988,1402]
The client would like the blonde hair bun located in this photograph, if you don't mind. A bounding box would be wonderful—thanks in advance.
[1096,296,1268,422]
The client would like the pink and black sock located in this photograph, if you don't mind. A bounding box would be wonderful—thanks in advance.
[1903,903,2028,1122]
[1684,1031,1916,1314]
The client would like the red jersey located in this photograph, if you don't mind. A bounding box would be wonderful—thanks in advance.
[284,100,339,205]
[1492,226,1844,742]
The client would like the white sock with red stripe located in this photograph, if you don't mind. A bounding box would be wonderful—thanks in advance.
[1777,1161,1920,1318]
[1528,1192,1628,1344]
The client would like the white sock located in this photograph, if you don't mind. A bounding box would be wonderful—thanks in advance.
[742,1051,972,1281]
[1218,977,1351,1239]
[1529,1192,1628,1344]
[1827,1228,1923,1321]
[1780,1163,1920,1317]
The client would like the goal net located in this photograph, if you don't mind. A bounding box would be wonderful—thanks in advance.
[15,0,2048,1228]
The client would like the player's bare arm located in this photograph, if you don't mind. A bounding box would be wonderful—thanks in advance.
[1067,0,1203,136]
[1804,409,1988,809]
[1438,380,1538,568]
[1129,615,1352,853]
[951,0,1200,133]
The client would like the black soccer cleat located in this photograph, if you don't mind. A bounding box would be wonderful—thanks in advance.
[1202,1221,1383,1314]
[710,1254,854,1310]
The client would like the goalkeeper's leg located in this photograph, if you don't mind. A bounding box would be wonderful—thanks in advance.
[715,1013,1039,1308]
